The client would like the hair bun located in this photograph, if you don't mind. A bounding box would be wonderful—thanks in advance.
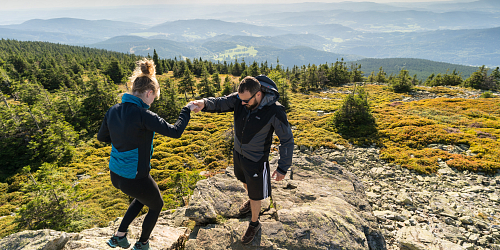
[140,60,155,76]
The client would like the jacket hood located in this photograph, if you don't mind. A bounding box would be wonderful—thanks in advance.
[255,75,279,108]
[122,93,150,109]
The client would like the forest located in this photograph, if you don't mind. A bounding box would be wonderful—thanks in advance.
[0,39,499,237]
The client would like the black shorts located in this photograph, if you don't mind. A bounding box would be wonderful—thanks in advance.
[233,150,271,201]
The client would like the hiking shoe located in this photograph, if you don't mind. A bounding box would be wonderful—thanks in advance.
[239,199,251,215]
[107,234,131,248]
[241,221,261,244]
[133,241,151,250]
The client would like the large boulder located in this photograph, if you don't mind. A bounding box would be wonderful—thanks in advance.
[184,154,386,250]
[0,209,191,250]
[0,229,71,250]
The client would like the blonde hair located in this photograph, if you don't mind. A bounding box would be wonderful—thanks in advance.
[129,58,160,99]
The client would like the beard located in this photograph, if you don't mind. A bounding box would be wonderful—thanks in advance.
[245,102,259,110]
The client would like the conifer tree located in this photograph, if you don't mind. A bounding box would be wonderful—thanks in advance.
[179,66,195,97]
[376,67,387,83]
[368,71,376,82]
[197,65,215,98]
[268,70,290,111]
[211,71,221,92]
[249,61,260,77]
[389,69,413,93]
[104,59,124,84]
[232,59,241,76]
[150,78,182,123]
[221,75,233,96]
[153,49,163,75]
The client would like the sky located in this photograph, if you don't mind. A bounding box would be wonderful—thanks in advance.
[2,0,469,11]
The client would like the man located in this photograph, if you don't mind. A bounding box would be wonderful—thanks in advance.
[190,75,294,244]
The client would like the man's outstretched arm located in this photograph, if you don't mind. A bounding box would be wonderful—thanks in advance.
[191,92,238,113]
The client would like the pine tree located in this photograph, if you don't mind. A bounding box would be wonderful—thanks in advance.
[221,75,233,96]
[376,67,387,83]
[232,59,241,76]
[249,61,260,77]
[197,65,215,98]
[150,78,182,123]
[211,70,221,92]
[104,59,124,84]
[389,69,413,93]
[153,49,163,75]
[268,70,290,111]
[179,66,195,97]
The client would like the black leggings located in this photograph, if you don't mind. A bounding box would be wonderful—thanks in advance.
[110,171,164,243]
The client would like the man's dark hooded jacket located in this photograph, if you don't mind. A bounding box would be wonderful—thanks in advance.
[202,75,294,175]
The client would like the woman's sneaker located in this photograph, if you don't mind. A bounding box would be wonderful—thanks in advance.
[133,241,151,250]
[107,234,131,248]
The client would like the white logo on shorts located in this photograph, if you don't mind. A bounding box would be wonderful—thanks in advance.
[253,173,258,177]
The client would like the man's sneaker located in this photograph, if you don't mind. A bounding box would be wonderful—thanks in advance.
[239,199,251,215]
[241,221,261,244]
[133,241,151,250]
[107,234,131,248]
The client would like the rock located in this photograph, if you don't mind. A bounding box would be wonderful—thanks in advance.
[462,242,475,249]
[185,155,386,249]
[395,192,413,205]
[462,186,489,193]
[489,193,499,202]
[366,191,381,199]
[0,229,71,250]
[459,216,474,225]
[373,211,408,222]
[469,233,480,242]
[0,210,191,250]
[396,226,464,250]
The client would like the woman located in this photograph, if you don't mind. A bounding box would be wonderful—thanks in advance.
[97,58,193,250]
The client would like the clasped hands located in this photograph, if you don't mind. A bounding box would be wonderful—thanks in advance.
[186,100,204,113]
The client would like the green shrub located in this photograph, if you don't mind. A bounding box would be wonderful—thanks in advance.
[389,69,413,93]
[480,91,494,98]
[332,85,376,137]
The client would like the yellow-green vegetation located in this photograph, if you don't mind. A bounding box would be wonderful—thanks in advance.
[377,97,500,174]
[213,45,258,61]
[285,84,500,175]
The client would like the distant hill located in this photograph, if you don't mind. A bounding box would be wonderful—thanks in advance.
[201,33,331,51]
[92,36,206,58]
[338,27,500,67]
[148,19,289,42]
[0,27,100,44]
[2,18,146,40]
[90,36,362,67]
[351,58,480,80]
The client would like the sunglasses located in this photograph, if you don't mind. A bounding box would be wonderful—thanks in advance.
[237,91,258,103]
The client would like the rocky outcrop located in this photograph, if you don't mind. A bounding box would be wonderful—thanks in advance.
[314,145,500,250]
[0,209,191,250]
[184,154,386,250]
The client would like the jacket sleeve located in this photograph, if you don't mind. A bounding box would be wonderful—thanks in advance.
[97,112,111,143]
[142,106,191,138]
[202,92,238,113]
[271,106,294,175]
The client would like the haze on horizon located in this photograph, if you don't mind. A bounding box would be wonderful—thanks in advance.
[2,0,473,11]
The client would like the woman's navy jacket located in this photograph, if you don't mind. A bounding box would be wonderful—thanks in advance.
[97,93,190,179]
